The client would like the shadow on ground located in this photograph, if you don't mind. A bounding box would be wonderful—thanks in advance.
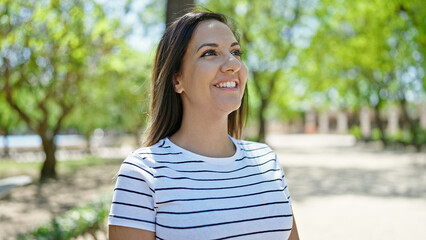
[284,159,426,201]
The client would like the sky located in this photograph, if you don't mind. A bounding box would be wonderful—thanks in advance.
[95,0,163,53]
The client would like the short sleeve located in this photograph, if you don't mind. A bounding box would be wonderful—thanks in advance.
[275,154,292,204]
[108,153,156,232]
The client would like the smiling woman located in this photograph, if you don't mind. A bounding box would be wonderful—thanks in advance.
[108,11,299,240]
[172,19,248,142]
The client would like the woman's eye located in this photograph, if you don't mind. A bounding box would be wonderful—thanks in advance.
[201,50,217,57]
[232,49,243,57]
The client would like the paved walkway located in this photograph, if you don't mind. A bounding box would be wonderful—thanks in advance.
[267,134,426,240]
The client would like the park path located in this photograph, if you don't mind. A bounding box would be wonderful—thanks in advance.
[268,134,426,240]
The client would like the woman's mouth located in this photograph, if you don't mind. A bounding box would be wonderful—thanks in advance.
[214,81,237,88]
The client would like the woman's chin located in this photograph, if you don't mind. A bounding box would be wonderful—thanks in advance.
[215,101,242,115]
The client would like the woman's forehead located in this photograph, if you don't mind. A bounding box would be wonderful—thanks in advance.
[190,20,237,48]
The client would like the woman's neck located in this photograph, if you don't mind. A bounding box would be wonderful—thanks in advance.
[169,110,235,158]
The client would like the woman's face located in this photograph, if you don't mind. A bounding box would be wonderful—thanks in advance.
[174,19,248,117]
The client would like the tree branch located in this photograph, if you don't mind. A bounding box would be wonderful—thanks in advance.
[3,57,36,131]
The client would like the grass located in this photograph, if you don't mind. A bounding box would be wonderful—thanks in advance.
[0,156,122,179]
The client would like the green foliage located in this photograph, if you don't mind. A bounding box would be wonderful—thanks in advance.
[18,196,111,240]
[0,94,25,135]
[64,46,152,138]
[2,0,424,149]
[387,129,404,142]
[387,127,426,145]
[0,0,151,176]
[127,0,425,146]
[329,0,421,104]
[349,125,362,140]
[296,0,425,147]
[371,128,382,141]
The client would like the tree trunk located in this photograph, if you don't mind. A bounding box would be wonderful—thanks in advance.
[400,98,421,151]
[2,129,10,159]
[40,135,57,179]
[84,133,92,154]
[166,0,194,27]
[373,103,387,146]
[257,99,268,143]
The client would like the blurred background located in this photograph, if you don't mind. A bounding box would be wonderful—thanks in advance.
[0,0,425,239]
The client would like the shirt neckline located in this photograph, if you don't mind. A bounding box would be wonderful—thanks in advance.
[164,135,242,165]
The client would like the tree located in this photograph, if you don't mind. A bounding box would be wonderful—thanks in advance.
[0,0,124,179]
[0,95,24,158]
[299,0,425,147]
[64,47,152,148]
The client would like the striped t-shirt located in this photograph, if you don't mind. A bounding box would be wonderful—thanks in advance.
[109,136,293,239]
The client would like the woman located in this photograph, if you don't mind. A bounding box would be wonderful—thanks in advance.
[109,11,299,240]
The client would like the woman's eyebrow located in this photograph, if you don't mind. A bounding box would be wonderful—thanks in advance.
[197,43,218,52]
[196,42,240,52]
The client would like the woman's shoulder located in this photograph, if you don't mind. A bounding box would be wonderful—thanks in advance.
[125,138,172,167]
[132,138,170,154]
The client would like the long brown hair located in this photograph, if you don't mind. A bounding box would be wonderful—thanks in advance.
[142,11,248,147]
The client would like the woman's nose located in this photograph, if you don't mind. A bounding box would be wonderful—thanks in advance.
[221,54,241,73]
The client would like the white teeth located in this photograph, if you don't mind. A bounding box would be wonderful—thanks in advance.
[216,82,236,88]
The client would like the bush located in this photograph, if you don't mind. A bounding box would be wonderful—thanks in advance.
[387,129,404,142]
[18,195,111,240]
[349,126,362,139]
[371,128,382,141]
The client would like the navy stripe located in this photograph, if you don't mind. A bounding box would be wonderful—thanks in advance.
[214,228,292,240]
[235,150,274,161]
[156,214,292,229]
[156,160,205,164]
[122,162,154,177]
[156,178,282,191]
[154,152,274,164]
[154,168,280,181]
[109,214,155,225]
[157,201,289,215]
[114,188,152,197]
[118,174,155,192]
[112,201,154,211]
[157,141,171,148]
[156,188,285,205]
[136,152,182,156]
[240,146,269,152]
[152,158,276,173]
[118,174,148,182]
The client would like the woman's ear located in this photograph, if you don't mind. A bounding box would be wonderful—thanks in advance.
[173,73,184,94]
